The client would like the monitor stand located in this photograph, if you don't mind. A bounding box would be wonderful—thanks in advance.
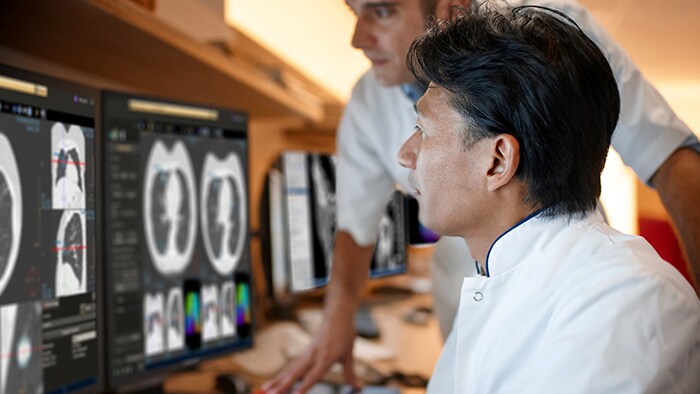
[355,303,380,339]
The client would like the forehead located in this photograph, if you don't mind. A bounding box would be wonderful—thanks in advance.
[417,84,452,116]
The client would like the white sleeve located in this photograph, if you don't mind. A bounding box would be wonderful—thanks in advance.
[336,83,395,246]
[554,0,696,183]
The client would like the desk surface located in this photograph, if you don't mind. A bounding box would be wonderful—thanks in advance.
[163,283,443,394]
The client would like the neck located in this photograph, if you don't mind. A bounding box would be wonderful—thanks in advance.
[464,203,540,267]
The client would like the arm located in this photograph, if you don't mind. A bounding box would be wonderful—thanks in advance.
[261,231,374,394]
[651,147,700,293]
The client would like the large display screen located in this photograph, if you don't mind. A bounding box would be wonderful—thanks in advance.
[0,64,100,393]
[102,91,252,390]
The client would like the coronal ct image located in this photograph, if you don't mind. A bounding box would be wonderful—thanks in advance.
[0,302,43,394]
[373,194,403,271]
[165,287,184,352]
[201,284,219,342]
[143,140,197,277]
[51,123,86,210]
[55,210,87,297]
[200,153,247,276]
[144,292,165,356]
[309,154,336,274]
[0,133,22,299]
[220,281,236,338]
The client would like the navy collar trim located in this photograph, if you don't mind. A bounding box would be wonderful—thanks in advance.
[484,208,545,277]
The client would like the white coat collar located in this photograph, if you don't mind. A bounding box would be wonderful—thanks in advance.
[483,210,603,277]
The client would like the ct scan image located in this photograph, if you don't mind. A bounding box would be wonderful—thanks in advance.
[54,210,87,297]
[51,123,86,210]
[143,140,197,277]
[220,281,236,338]
[165,286,184,352]
[143,292,165,356]
[200,153,247,276]
[0,301,43,394]
[201,284,219,342]
[373,193,404,272]
[0,133,22,299]
[309,154,336,276]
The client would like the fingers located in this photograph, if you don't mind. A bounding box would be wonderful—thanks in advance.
[261,352,313,394]
[291,358,335,394]
[343,352,361,390]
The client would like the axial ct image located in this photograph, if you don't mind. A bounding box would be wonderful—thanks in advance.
[0,301,43,394]
[55,210,87,297]
[201,284,220,343]
[51,123,86,210]
[143,140,197,277]
[0,133,22,300]
[200,153,247,276]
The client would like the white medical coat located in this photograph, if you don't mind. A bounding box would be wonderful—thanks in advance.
[427,212,700,393]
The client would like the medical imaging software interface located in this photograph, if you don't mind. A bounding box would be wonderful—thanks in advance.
[0,66,99,393]
[102,92,252,387]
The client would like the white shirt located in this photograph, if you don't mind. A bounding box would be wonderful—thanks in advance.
[427,212,700,393]
[335,0,699,337]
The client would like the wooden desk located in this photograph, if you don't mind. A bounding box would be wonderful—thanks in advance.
[163,283,443,393]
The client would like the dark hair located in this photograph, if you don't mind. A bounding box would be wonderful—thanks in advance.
[407,3,620,218]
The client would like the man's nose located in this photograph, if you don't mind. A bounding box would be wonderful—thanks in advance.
[351,17,375,50]
[397,131,420,169]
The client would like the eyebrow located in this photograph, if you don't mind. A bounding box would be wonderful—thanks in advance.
[347,1,401,11]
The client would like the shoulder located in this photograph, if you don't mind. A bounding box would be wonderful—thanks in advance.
[552,220,699,321]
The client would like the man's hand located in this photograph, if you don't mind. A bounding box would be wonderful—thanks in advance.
[260,310,359,394]
[261,231,375,394]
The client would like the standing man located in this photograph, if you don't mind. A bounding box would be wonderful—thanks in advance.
[263,1,700,393]
[399,5,700,391]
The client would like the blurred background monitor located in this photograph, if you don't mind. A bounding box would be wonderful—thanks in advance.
[0,63,101,393]
[406,196,440,247]
[263,151,409,295]
[101,91,253,392]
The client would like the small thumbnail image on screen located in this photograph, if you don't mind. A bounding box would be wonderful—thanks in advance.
[50,123,87,210]
[53,210,88,298]
[1,301,43,394]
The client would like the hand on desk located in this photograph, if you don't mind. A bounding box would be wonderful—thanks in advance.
[260,313,361,394]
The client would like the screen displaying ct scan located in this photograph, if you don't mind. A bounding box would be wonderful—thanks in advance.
[102,92,252,389]
[0,64,100,393]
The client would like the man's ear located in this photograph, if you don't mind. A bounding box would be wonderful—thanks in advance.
[434,0,471,19]
[486,134,520,192]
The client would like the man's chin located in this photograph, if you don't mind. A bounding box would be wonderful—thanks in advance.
[371,67,407,87]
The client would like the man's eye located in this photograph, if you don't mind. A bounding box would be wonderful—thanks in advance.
[372,6,395,19]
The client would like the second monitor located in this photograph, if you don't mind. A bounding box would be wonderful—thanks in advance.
[101,92,253,391]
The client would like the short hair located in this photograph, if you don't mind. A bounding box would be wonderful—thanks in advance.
[407,3,620,218]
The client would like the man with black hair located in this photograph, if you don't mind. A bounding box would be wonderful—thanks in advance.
[263,1,700,393]
[398,5,699,391]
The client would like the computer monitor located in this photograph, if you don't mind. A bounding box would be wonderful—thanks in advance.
[0,64,101,393]
[101,91,252,391]
[274,151,408,293]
